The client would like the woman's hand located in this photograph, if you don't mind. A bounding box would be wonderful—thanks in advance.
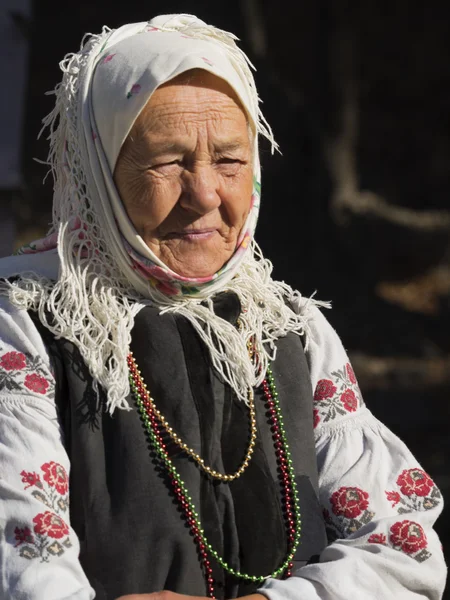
[116,592,266,600]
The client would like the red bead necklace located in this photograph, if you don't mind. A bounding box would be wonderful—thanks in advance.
[127,354,301,599]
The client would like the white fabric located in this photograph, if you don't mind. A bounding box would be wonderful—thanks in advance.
[0,292,445,599]
[0,296,94,600]
[91,16,267,172]
[261,308,447,600]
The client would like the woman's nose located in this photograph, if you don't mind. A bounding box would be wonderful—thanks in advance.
[180,166,221,215]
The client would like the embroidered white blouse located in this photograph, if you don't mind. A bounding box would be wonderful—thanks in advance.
[0,252,446,599]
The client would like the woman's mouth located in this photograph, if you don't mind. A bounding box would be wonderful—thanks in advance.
[168,228,217,241]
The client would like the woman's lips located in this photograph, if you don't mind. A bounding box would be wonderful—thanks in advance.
[167,229,217,241]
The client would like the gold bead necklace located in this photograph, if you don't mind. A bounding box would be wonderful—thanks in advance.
[128,353,257,482]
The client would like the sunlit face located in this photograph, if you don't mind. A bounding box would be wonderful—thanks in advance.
[113,69,254,278]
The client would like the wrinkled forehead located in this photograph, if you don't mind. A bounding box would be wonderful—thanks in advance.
[91,30,256,171]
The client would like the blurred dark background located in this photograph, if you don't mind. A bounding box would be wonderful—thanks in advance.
[1,0,449,594]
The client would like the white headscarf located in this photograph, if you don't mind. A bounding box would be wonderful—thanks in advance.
[82,14,276,298]
[5,15,324,412]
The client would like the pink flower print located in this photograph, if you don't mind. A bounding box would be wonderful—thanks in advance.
[101,53,116,64]
[156,280,179,296]
[132,262,155,280]
[127,84,142,99]
[201,57,214,66]
[241,233,251,249]
[145,26,159,32]
[145,264,174,283]
[41,232,58,251]
[70,216,82,231]
[251,193,260,209]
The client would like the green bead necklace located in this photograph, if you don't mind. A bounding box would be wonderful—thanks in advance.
[128,354,301,599]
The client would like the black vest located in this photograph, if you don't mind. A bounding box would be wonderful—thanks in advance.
[32,293,327,600]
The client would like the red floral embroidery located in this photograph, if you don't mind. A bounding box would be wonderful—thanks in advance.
[313,408,320,429]
[14,526,34,547]
[397,469,434,498]
[325,486,374,539]
[20,471,42,490]
[385,467,441,513]
[14,462,71,562]
[346,363,357,385]
[0,351,26,371]
[33,511,69,539]
[314,379,337,401]
[368,533,386,544]
[340,389,358,412]
[0,347,54,398]
[386,491,401,507]
[390,520,428,555]
[24,373,49,394]
[42,462,69,495]
[331,486,369,518]
[313,362,363,428]
[369,521,432,562]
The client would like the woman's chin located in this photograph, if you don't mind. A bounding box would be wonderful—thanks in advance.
[164,254,229,279]
[156,240,233,279]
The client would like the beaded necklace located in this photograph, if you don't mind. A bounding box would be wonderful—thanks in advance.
[129,360,257,481]
[127,354,301,599]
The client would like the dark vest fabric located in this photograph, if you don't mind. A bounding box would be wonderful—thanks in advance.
[31,293,327,600]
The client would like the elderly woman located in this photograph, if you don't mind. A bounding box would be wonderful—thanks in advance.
[0,13,445,600]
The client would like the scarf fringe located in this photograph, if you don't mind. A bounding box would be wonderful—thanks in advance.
[2,239,328,412]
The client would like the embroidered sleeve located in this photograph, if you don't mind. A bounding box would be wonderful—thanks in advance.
[259,305,446,600]
[0,297,95,599]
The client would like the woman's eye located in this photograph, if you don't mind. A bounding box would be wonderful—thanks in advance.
[155,160,181,167]
[216,158,245,175]
[217,158,241,164]
[149,160,183,172]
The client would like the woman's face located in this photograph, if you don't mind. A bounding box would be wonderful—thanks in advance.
[114,70,254,278]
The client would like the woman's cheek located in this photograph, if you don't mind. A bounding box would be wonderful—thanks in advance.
[221,174,253,217]
[134,179,181,228]
[146,172,182,201]
[222,167,253,202]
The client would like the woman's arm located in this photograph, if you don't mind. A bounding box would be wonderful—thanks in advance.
[0,297,95,600]
[257,305,446,600]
